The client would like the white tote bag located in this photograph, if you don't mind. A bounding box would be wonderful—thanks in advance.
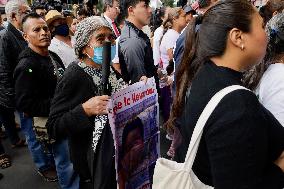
[153,85,249,189]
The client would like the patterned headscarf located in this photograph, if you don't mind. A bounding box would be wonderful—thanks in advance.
[74,16,112,57]
[266,13,284,42]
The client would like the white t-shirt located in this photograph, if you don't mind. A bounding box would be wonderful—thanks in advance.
[160,29,180,69]
[153,26,164,66]
[256,63,284,126]
[49,37,77,68]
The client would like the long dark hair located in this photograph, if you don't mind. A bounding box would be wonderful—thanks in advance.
[166,0,255,131]
[243,13,284,90]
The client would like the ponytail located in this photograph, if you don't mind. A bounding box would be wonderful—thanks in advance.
[160,7,183,44]
[166,16,203,132]
[165,0,255,132]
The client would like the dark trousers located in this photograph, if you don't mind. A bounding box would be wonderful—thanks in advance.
[160,86,172,123]
[0,106,20,145]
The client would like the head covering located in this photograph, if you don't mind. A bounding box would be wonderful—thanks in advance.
[45,10,64,25]
[266,13,284,41]
[183,5,196,14]
[74,16,112,57]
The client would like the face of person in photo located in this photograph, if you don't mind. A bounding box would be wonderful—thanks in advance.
[107,0,120,20]
[130,1,152,27]
[23,17,51,48]
[121,126,144,176]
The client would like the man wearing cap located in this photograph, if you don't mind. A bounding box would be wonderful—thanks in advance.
[46,10,77,68]
[183,5,196,24]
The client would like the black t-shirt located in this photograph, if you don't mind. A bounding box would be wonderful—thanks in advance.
[175,60,284,188]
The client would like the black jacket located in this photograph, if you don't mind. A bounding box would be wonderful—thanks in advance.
[0,23,27,108]
[118,21,158,84]
[46,63,116,188]
[176,61,284,188]
[0,26,4,31]
[14,47,64,117]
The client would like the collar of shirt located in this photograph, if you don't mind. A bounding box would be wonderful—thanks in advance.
[125,20,148,40]
[104,14,113,24]
[7,22,24,40]
[52,37,73,49]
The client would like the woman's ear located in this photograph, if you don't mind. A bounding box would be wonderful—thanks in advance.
[228,28,244,50]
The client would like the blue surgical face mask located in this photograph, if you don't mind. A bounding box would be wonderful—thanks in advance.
[87,45,116,65]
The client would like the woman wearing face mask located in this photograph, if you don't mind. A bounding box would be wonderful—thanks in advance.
[45,10,77,68]
[46,16,125,189]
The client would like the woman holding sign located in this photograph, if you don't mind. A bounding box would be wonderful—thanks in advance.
[46,16,125,189]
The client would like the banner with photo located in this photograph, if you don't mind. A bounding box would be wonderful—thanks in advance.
[108,77,160,189]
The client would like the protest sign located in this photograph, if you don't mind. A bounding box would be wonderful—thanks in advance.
[108,77,160,189]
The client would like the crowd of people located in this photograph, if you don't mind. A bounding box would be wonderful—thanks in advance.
[0,0,284,188]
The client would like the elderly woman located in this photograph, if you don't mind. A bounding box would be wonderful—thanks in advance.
[46,16,124,189]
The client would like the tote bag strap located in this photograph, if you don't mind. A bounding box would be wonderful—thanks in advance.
[183,85,250,171]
